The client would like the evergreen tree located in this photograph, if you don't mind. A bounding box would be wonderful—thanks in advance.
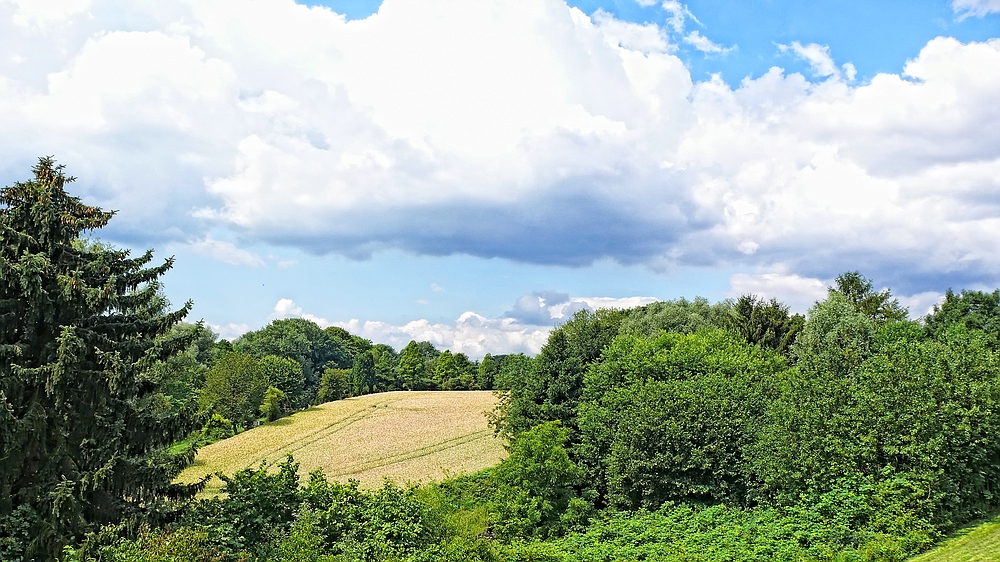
[725,294,804,354]
[0,158,201,559]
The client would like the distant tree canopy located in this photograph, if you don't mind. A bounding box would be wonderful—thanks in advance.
[925,288,1000,347]
[236,318,351,399]
[0,158,201,559]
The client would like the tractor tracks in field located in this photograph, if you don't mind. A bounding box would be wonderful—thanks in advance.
[327,427,497,479]
[255,396,401,466]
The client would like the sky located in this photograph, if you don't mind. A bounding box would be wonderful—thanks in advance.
[1,0,998,357]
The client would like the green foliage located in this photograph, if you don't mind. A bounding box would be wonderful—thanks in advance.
[200,351,270,431]
[725,294,804,354]
[323,325,373,364]
[477,353,499,390]
[262,386,288,422]
[259,354,306,409]
[236,318,350,402]
[492,353,531,392]
[266,509,335,562]
[98,525,225,562]
[578,329,787,509]
[0,158,201,559]
[831,271,908,323]
[534,497,933,562]
[618,296,730,338]
[789,292,878,378]
[200,413,235,444]
[489,422,589,540]
[397,340,429,391]
[500,308,627,440]
[299,473,437,559]
[434,350,477,390]
[350,349,376,396]
[183,456,302,554]
[756,297,1000,528]
[370,343,399,391]
[146,322,217,419]
[317,368,349,403]
[925,288,1000,348]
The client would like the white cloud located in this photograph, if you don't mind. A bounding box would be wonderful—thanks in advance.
[186,237,265,266]
[953,0,1000,19]
[7,0,91,26]
[684,30,733,54]
[506,291,658,325]
[208,322,252,341]
[593,9,670,53]
[661,1,700,33]
[898,291,947,319]
[0,1,998,298]
[271,298,332,328]
[337,313,552,359]
[777,41,845,79]
[728,271,829,314]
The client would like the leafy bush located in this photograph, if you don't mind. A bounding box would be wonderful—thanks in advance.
[300,473,436,559]
[182,456,302,554]
[577,329,786,508]
[489,421,590,540]
[98,525,228,562]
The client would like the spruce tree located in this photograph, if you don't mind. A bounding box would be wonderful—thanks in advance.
[0,158,200,559]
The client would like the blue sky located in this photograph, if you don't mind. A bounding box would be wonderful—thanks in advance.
[1,0,998,355]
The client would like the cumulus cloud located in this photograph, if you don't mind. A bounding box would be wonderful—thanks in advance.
[7,0,91,26]
[0,1,998,296]
[271,298,332,328]
[727,270,829,313]
[336,313,552,359]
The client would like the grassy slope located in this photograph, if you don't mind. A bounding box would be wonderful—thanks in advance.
[176,390,506,495]
[909,514,1000,562]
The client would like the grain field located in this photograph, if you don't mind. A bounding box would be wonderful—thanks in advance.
[176,390,506,496]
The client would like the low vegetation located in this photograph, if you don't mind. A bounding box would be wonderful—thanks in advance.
[909,515,1000,561]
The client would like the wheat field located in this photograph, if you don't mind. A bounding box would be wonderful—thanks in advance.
[176,390,506,496]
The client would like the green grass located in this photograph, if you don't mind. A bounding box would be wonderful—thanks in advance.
[909,514,1000,561]
[176,390,506,496]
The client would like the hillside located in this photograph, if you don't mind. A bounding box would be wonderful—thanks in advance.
[909,514,1000,562]
[176,390,505,495]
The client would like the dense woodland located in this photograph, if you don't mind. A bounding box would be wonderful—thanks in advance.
[4,159,1000,561]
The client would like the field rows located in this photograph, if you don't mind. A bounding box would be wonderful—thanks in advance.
[176,390,506,495]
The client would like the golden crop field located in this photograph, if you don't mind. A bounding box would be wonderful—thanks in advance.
[176,390,506,496]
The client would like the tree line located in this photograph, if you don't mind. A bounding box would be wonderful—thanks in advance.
[190,317,516,435]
